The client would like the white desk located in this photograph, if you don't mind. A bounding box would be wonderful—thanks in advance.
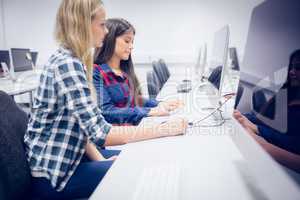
[0,69,40,107]
[90,67,300,200]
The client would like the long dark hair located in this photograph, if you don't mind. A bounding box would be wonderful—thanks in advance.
[95,18,142,105]
[282,49,300,102]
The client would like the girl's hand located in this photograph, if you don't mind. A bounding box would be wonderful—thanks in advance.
[157,117,188,136]
[159,99,184,112]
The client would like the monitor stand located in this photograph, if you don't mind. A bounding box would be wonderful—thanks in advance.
[1,62,16,82]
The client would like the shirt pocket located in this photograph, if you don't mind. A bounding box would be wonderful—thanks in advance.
[106,84,128,105]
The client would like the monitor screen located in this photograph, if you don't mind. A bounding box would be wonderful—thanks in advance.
[11,48,33,72]
[208,25,230,98]
[194,47,201,73]
[210,25,230,70]
[0,50,11,70]
[195,43,207,79]
[241,0,300,89]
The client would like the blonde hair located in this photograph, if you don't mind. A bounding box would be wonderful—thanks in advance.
[55,0,103,99]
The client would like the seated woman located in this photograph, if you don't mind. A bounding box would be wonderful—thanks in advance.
[234,49,300,173]
[93,18,182,125]
[25,2,187,199]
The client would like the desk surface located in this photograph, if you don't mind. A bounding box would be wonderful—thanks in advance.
[90,66,300,200]
[0,70,40,96]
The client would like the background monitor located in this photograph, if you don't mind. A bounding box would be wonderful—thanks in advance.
[197,43,207,80]
[11,48,33,72]
[209,25,230,98]
[210,25,230,71]
[194,47,201,75]
[0,50,11,70]
[30,51,38,66]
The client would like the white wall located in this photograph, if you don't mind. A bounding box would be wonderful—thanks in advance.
[2,0,60,65]
[105,0,265,63]
[2,0,264,65]
[0,0,5,49]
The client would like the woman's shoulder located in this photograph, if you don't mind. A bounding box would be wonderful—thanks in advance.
[93,63,110,78]
[45,48,84,74]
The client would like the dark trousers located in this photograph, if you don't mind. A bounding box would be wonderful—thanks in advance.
[31,149,120,200]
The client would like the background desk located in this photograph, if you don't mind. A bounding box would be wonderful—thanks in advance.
[91,66,300,200]
[0,70,40,108]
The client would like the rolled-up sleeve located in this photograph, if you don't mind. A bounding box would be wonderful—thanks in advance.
[142,98,159,107]
[55,61,111,147]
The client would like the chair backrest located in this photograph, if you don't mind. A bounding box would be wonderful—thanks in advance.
[0,91,31,200]
[208,65,223,89]
[152,61,165,89]
[30,51,38,66]
[252,87,275,119]
[158,59,170,81]
[147,71,160,99]
[234,84,244,108]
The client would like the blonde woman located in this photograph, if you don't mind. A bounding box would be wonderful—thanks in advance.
[24,0,187,199]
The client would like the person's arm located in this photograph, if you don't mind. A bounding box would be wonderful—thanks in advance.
[104,117,187,146]
[55,61,111,148]
[93,68,167,124]
[249,131,300,173]
[141,97,184,114]
[257,125,300,154]
[85,141,105,161]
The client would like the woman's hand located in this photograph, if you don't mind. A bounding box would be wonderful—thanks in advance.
[233,110,259,134]
[148,105,170,116]
[85,141,118,161]
[105,155,118,161]
[159,99,184,112]
[156,117,188,136]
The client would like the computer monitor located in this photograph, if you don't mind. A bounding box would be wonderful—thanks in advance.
[195,43,207,81]
[0,50,11,70]
[241,0,300,89]
[30,51,38,66]
[209,25,230,98]
[239,0,300,133]
[11,48,33,72]
[194,47,202,75]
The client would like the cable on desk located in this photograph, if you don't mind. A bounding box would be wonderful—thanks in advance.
[187,96,233,128]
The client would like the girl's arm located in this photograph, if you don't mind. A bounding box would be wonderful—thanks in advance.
[104,117,188,146]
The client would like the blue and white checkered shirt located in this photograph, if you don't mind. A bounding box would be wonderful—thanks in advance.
[24,47,111,191]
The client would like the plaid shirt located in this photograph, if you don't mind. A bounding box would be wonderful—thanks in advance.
[93,64,158,125]
[24,47,111,192]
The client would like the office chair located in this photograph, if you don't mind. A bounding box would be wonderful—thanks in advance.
[229,47,240,71]
[158,59,170,81]
[147,71,160,99]
[30,51,38,66]
[0,91,31,200]
[152,60,165,89]
[208,65,223,89]
[234,84,244,108]
[252,87,275,119]
[0,91,88,200]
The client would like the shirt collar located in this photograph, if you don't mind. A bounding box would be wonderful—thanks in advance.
[100,63,113,73]
[58,46,73,56]
[100,63,129,80]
